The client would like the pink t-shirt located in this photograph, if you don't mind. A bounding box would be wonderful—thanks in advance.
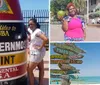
[65,17,84,38]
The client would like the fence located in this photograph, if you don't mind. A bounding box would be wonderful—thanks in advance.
[22,10,49,37]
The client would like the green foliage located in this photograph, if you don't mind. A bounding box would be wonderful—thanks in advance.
[50,0,72,18]
[50,0,86,19]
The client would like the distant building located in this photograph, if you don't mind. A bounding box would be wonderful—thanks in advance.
[89,0,100,13]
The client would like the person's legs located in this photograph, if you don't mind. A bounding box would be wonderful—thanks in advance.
[37,60,44,85]
[28,62,38,85]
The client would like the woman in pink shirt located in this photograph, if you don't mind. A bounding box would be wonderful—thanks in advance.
[62,3,86,41]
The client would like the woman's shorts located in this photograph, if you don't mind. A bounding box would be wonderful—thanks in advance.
[64,35,84,41]
[28,48,46,63]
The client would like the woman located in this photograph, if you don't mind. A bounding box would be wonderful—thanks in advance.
[62,3,86,41]
[27,18,48,85]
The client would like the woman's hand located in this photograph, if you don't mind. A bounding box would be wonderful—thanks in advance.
[33,45,42,50]
[57,15,64,21]
[62,19,68,32]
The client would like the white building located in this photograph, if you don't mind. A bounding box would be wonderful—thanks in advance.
[89,0,100,12]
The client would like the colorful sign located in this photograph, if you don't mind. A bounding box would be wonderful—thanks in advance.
[0,63,27,81]
[51,60,83,64]
[0,0,27,84]
[51,69,65,74]
[0,0,23,20]
[69,75,79,79]
[51,69,79,74]
[0,0,13,14]
[68,55,84,59]
[70,60,83,64]
[0,51,27,66]
[52,43,85,54]
[51,60,70,64]
[50,43,85,84]
[67,69,80,74]
[58,63,76,71]
[50,54,68,59]
[53,47,68,55]
[51,80,61,82]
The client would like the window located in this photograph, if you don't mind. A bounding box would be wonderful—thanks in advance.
[90,0,96,5]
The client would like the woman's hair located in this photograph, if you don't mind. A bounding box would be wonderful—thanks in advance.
[28,18,40,28]
[66,3,75,10]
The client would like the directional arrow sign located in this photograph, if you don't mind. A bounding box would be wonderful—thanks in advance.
[51,60,83,64]
[50,69,65,74]
[67,69,80,74]
[69,75,79,79]
[52,43,85,54]
[53,47,69,55]
[61,75,70,80]
[58,63,76,71]
[51,80,61,82]
[50,69,80,74]
[69,55,84,60]
[50,54,84,60]
[70,60,83,64]
[51,60,70,64]
[50,74,61,78]
[50,54,68,59]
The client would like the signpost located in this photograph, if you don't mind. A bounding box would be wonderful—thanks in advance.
[50,43,85,85]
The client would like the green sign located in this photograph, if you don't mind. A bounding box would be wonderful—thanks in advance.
[58,63,76,71]
[50,54,68,59]
[53,47,69,55]
[51,69,80,74]
[51,60,83,64]
[51,69,65,74]
[52,43,85,54]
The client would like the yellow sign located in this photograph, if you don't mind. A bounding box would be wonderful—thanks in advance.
[50,55,68,59]
[0,51,27,66]
[0,0,13,14]
[51,69,65,74]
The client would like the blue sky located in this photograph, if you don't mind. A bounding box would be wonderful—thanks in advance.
[50,43,100,77]
[19,0,49,10]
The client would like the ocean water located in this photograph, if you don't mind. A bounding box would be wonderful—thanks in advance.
[50,76,100,84]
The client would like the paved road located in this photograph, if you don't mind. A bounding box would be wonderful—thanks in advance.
[85,26,100,41]
[50,24,64,41]
[50,24,100,41]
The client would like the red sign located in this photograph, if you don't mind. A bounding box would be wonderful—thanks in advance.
[0,63,27,81]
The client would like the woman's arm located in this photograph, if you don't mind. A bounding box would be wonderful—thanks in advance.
[62,19,68,32]
[38,34,48,50]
